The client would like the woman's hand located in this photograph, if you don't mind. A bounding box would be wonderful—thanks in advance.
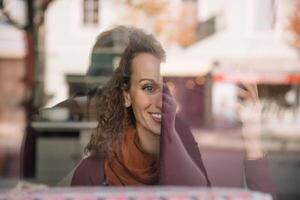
[159,84,207,186]
[237,83,264,160]
[161,84,177,142]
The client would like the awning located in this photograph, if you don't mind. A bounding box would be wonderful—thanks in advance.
[164,30,300,83]
[161,52,213,76]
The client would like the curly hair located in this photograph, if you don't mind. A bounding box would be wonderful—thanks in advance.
[85,26,166,157]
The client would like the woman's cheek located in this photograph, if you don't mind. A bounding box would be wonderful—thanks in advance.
[137,91,151,105]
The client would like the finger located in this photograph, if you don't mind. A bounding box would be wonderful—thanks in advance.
[163,83,171,96]
[162,84,178,143]
[163,85,176,109]
[239,83,259,102]
[163,93,176,105]
[162,85,174,143]
[244,83,258,99]
[237,88,252,100]
[163,84,173,106]
[243,84,255,98]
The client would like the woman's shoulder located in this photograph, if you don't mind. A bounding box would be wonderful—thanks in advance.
[71,156,104,186]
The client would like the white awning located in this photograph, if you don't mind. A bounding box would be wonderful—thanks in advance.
[161,52,213,77]
[184,31,300,71]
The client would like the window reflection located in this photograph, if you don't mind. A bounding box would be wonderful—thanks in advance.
[0,1,300,200]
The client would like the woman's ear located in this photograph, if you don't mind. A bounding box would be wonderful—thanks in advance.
[123,90,132,108]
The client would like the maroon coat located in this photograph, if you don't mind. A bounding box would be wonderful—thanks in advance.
[71,117,276,200]
[71,117,210,186]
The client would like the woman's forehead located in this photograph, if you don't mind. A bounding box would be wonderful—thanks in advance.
[130,53,162,83]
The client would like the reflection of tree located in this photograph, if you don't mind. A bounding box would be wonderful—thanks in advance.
[116,0,199,47]
[288,1,300,48]
[125,0,168,16]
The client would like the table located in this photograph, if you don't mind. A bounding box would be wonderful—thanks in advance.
[2,186,273,200]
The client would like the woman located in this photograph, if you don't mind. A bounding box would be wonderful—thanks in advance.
[71,26,209,186]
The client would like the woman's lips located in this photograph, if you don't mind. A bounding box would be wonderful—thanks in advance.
[150,112,161,123]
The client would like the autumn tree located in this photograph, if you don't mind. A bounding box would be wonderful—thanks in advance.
[288,0,300,48]
[115,0,199,47]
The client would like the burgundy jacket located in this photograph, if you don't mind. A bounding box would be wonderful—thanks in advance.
[71,117,276,200]
[71,117,210,186]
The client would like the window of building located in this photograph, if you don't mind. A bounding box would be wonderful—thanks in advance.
[83,0,99,25]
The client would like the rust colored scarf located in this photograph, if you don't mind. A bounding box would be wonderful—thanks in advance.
[104,127,159,186]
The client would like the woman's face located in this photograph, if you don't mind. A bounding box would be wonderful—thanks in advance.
[123,53,162,136]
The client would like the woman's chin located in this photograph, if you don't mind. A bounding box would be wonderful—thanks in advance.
[151,121,161,136]
[145,123,161,136]
[151,126,161,136]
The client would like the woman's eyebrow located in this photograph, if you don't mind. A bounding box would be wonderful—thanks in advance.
[139,79,162,88]
[138,78,156,83]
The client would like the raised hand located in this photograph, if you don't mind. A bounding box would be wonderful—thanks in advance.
[159,84,207,186]
[161,84,177,142]
[237,83,264,159]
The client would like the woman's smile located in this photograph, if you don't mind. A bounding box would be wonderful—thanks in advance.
[149,112,162,123]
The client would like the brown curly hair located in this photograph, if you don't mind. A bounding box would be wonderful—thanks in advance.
[85,26,166,157]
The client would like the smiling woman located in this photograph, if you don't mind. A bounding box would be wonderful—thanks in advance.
[71,26,167,186]
[123,53,162,157]
[70,26,211,187]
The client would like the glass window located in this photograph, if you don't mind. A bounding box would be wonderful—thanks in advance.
[83,0,99,25]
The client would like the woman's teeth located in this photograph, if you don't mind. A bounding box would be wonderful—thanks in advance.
[151,113,161,120]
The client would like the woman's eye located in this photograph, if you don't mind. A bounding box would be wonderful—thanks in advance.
[142,85,154,93]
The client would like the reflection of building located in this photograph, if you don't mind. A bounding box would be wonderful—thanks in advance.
[165,0,300,126]
[82,0,100,25]
[45,0,115,106]
[45,0,202,107]
[38,0,205,185]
